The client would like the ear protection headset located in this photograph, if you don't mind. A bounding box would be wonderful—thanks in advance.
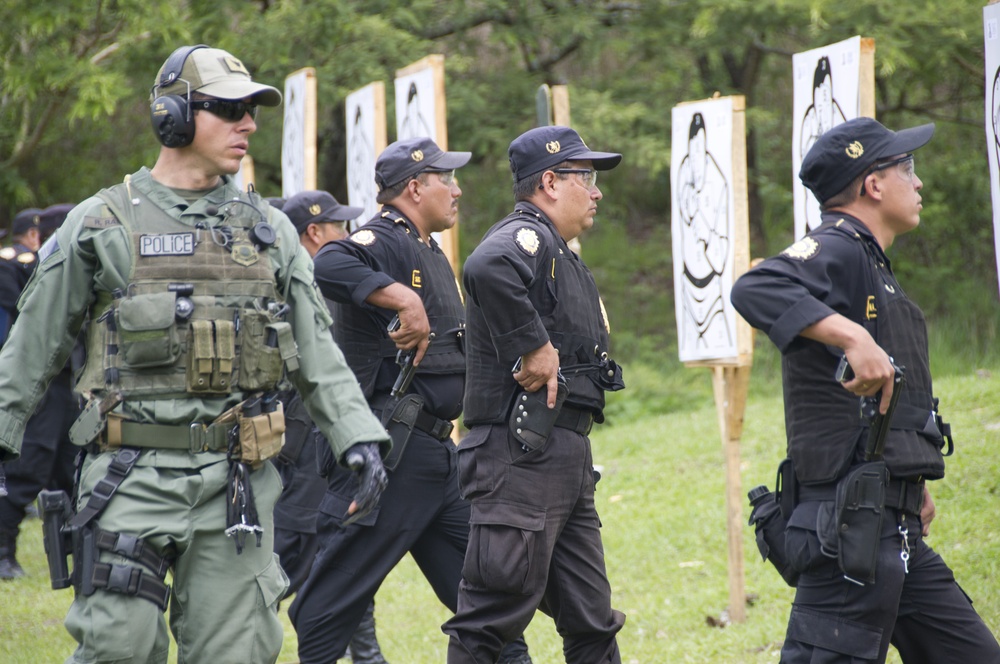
[150,44,208,148]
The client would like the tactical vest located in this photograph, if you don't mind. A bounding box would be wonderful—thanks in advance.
[333,209,465,398]
[76,182,296,400]
[464,209,623,424]
[786,224,946,483]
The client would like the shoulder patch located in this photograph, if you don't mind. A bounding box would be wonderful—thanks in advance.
[514,227,540,256]
[351,229,376,246]
[83,216,121,229]
[0,247,16,261]
[16,252,35,264]
[781,237,820,261]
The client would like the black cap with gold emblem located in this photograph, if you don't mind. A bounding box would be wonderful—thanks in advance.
[283,190,364,234]
[508,125,621,183]
[799,117,934,204]
[374,137,471,191]
[11,208,43,237]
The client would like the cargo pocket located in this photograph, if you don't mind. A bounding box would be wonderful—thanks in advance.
[318,483,380,528]
[456,430,495,501]
[116,292,182,368]
[253,554,289,658]
[785,605,882,660]
[463,500,547,595]
[785,501,837,574]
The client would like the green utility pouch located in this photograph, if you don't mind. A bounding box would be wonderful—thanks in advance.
[116,292,182,368]
[237,401,286,470]
[380,393,424,472]
[508,377,568,451]
[834,460,888,585]
[238,313,292,391]
[187,320,236,394]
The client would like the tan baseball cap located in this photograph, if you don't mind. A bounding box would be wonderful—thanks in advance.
[153,46,281,106]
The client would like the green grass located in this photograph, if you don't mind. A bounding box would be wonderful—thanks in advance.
[2,363,999,663]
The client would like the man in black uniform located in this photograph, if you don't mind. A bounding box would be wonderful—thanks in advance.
[289,138,532,664]
[731,117,1000,663]
[0,204,81,580]
[272,190,389,664]
[443,126,626,664]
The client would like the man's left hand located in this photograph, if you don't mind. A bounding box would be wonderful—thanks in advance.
[920,485,936,537]
[342,442,388,526]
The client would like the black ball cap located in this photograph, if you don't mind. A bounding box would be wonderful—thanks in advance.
[508,125,621,183]
[283,190,364,234]
[799,117,934,204]
[11,208,42,237]
[374,137,471,192]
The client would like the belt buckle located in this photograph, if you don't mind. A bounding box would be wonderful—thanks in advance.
[189,424,207,453]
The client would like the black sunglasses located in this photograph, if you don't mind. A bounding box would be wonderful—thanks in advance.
[190,98,259,122]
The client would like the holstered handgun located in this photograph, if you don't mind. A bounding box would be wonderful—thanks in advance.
[40,489,73,590]
[380,393,424,471]
[831,359,905,585]
[509,374,568,452]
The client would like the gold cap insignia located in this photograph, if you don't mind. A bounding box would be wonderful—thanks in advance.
[309,204,322,216]
[781,237,820,261]
[845,141,864,159]
[352,229,376,246]
[515,227,540,256]
[545,141,561,154]
[411,149,424,162]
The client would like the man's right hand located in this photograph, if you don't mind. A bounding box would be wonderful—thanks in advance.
[513,342,560,408]
[342,442,388,526]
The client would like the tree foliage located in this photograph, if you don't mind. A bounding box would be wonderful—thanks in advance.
[1,0,995,351]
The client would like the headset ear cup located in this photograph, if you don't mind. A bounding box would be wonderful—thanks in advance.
[150,94,194,148]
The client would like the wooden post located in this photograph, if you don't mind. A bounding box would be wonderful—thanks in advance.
[394,55,459,274]
[675,95,752,623]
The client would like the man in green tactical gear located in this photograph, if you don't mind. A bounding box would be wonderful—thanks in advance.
[0,45,389,664]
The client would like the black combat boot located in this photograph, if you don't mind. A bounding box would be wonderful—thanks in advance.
[347,600,388,664]
[0,531,24,580]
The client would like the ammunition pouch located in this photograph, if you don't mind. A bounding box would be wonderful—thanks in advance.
[40,489,172,610]
[775,457,798,520]
[508,378,569,452]
[217,395,286,470]
[834,461,889,585]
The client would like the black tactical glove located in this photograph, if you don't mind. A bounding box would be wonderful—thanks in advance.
[0,462,6,498]
[342,442,388,526]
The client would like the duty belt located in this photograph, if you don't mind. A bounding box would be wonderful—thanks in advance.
[104,418,231,453]
[554,406,594,436]
[799,478,924,515]
[370,394,454,442]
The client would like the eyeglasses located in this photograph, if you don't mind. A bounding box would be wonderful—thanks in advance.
[861,154,915,196]
[423,170,456,186]
[553,168,598,189]
[190,98,258,122]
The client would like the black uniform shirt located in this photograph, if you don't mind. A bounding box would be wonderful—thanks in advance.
[731,214,883,353]
[313,206,464,419]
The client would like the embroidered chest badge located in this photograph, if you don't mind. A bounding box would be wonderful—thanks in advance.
[231,239,259,266]
[515,227,540,256]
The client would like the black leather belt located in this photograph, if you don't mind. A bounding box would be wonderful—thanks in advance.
[798,478,924,515]
[370,394,454,442]
[554,406,594,436]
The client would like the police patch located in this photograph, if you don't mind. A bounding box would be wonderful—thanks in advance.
[515,228,540,256]
[781,237,819,261]
[352,230,376,246]
[139,233,195,256]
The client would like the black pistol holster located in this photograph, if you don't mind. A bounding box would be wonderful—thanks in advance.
[380,393,424,471]
[509,376,568,452]
[834,460,888,585]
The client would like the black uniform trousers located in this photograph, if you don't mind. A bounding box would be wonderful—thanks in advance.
[444,424,625,664]
[272,426,326,595]
[290,424,530,663]
[0,371,79,536]
[781,509,1000,663]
